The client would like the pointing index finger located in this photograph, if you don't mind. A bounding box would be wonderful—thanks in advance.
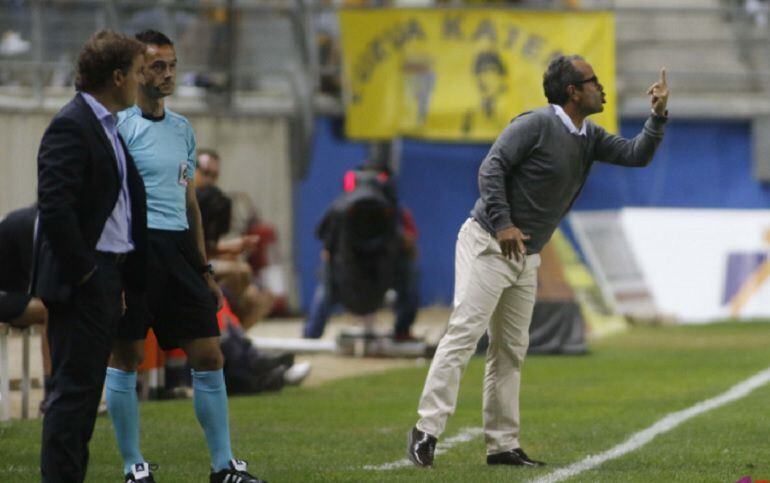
[660,67,667,85]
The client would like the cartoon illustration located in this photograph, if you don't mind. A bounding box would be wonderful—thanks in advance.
[461,50,509,135]
[402,55,436,127]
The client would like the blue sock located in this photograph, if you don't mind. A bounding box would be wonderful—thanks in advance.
[192,369,234,471]
[105,368,144,474]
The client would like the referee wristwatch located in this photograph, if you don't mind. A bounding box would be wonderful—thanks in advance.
[201,262,215,276]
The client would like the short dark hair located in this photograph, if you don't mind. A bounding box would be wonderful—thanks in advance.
[542,55,585,106]
[196,185,232,244]
[75,30,145,92]
[134,29,174,47]
[474,51,506,76]
[197,148,220,161]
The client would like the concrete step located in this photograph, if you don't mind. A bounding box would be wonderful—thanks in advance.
[616,11,734,41]
[619,69,762,95]
[617,43,751,73]
[611,0,722,8]
[619,91,770,118]
[617,20,735,42]
[237,13,303,71]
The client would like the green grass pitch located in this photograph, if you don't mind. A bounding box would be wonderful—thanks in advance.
[2,321,770,482]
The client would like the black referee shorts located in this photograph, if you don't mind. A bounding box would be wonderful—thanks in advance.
[118,229,219,350]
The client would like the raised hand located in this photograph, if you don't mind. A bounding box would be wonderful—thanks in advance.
[647,67,669,117]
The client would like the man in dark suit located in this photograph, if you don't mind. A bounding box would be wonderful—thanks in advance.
[32,30,147,483]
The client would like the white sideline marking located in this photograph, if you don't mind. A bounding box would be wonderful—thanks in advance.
[364,427,483,471]
[531,367,770,483]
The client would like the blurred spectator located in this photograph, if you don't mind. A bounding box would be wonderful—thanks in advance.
[190,154,311,393]
[0,204,52,413]
[195,148,275,329]
[196,148,259,258]
[0,30,30,56]
[235,196,290,316]
[316,0,342,96]
[303,161,420,341]
[218,297,310,394]
[314,0,405,97]
[177,3,229,91]
[746,0,769,27]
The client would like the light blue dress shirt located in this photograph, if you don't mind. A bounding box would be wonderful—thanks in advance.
[81,92,134,253]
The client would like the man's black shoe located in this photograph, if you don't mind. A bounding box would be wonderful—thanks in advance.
[406,427,437,468]
[125,462,157,482]
[210,459,267,483]
[487,448,546,467]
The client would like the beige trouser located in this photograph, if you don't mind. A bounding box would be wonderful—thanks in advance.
[416,218,540,454]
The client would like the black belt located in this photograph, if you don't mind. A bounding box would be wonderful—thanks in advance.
[96,251,129,265]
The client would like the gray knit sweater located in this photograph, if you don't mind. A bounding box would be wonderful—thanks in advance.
[471,105,666,254]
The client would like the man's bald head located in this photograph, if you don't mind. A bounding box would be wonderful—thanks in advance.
[196,148,221,188]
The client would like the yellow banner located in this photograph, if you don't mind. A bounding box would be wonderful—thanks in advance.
[340,9,616,141]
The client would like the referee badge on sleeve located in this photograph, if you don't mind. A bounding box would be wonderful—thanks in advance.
[178,161,189,186]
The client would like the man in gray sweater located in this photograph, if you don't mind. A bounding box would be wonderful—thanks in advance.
[407,55,669,468]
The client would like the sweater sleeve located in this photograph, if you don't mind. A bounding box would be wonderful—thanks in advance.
[592,115,666,167]
[478,111,541,232]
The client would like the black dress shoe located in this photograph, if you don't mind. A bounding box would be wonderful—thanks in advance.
[487,448,546,467]
[406,427,437,467]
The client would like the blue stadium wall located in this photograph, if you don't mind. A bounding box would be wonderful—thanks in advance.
[295,117,770,311]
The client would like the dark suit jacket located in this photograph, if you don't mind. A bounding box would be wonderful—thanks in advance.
[31,92,147,302]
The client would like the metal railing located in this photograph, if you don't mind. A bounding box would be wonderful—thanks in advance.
[0,1,312,105]
[0,1,769,116]
[0,0,316,174]
[0,323,33,421]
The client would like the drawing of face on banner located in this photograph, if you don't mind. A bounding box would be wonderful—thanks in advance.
[461,50,510,136]
[402,54,436,129]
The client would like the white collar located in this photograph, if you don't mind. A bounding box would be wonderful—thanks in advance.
[551,104,587,137]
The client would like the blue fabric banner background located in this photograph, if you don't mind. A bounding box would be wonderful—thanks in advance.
[296,117,769,311]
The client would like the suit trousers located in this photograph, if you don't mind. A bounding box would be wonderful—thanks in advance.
[41,255,124,483]
[416,218,539,454]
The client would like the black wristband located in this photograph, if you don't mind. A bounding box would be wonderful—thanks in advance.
[651,108,668,121]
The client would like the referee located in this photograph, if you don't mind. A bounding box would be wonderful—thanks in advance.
[407,55,669,468]
[105,30,265,483]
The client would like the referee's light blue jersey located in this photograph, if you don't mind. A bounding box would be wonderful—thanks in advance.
[118,106,196,231]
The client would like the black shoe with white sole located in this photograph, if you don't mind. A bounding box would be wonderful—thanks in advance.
[209,459,267,483]
[406,427,437,468]
[125,462,157,482]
